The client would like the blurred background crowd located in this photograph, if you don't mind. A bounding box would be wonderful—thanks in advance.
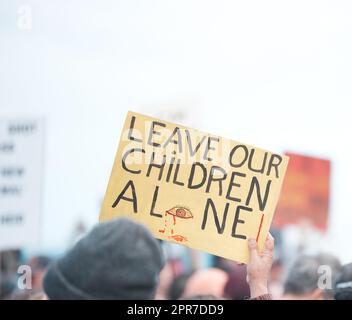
[1,0,352,300]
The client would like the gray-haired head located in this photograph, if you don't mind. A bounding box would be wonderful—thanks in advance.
[334,263,352,300]
[284,253,341,299]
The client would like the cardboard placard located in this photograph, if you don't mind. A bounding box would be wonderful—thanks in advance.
[100,111,289,263]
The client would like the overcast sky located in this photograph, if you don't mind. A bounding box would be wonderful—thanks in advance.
[1,0,352,262]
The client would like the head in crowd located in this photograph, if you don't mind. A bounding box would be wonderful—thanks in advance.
[283,253,341,300]
[181,268,229,299]
[43,217,165,300]
[268,259,285,299]
[168,273,192,300]
[155,261,175,299]
[334,263,352,300]
[29,255,52,292]
[223,264,250,300]
[6,255,52,300]
[0,275,16,300]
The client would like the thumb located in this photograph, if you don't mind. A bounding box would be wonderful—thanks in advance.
[262,233,274,258]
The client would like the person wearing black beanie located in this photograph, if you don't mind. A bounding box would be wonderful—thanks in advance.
[43,217,165,300]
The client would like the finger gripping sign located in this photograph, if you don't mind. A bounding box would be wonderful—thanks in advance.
[100,111,289,263]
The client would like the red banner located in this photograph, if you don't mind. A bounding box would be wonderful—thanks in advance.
[273,152,330,231]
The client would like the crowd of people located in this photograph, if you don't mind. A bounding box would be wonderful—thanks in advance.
[1,217,352,300]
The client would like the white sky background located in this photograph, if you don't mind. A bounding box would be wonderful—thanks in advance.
[1,0,352,263]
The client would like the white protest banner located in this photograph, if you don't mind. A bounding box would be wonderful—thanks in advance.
[0,118,45,249]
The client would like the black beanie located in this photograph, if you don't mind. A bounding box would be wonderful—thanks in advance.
[43,217,165,300]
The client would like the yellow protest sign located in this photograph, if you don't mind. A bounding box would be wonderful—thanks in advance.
[100,111,289,263]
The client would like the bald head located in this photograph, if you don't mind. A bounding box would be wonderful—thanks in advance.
[182,268,229,299]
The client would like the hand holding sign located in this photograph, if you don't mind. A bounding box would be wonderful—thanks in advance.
[100,111,289,263]
[247,234,275,298]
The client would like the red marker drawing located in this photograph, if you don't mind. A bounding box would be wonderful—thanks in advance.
[256,213,265,242]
